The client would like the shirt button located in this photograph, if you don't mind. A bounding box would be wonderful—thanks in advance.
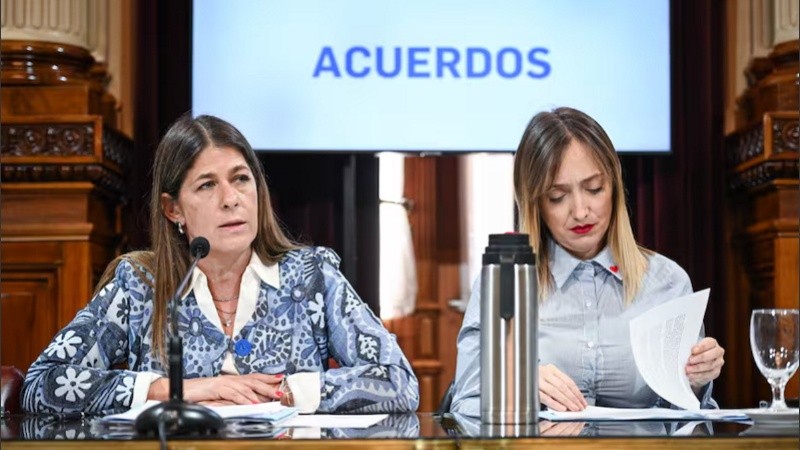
[587,341,595,348]
[585,302,592,307]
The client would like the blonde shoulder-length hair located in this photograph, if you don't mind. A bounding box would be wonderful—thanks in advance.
[513,107,650,304]
[95,114,298,363]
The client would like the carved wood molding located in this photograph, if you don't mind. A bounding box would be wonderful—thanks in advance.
[729,160,799,192]
[2,122,95,157]
[0,115,130,195]
[727,112,799,192]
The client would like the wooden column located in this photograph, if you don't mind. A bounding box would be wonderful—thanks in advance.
[725,40,799,407]
[0,40,131,372]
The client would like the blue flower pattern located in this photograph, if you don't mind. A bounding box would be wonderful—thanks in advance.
[22,247,419,414]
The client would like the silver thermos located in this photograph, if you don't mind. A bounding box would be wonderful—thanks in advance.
[480,233,538,424]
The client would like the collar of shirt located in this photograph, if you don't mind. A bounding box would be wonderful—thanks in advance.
[180,250,281,335]
[549,239,622,290]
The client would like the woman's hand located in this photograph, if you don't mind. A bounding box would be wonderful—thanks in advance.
[539,364,587,412]
[150,374,285,405]
[686,337,725,391]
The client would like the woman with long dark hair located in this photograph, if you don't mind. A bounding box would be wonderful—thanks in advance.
[23,114,419,415]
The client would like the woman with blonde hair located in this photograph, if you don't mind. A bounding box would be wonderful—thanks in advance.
[452,107,724,415]
[22,114,419,415]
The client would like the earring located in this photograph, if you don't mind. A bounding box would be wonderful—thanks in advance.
[176,222,184,235]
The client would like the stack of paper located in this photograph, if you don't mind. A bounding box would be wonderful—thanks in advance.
[99,400,297,425]
[540,405,749,422]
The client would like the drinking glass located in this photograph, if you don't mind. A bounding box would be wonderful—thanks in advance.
[749,309,800,410]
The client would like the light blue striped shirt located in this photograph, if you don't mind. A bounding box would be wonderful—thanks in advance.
[451,240,717,417]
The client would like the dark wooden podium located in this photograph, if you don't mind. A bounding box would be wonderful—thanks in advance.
[0,40,132,372]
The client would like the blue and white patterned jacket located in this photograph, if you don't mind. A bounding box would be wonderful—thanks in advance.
[22,247,419,415]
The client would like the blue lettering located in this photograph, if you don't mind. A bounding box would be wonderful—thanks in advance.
[376,47,402,77]
[313,46,341,77]
[526,47,551,79]
[466,47,491,78]
[314,46,550,80]
[436,47,460,78]
[496,47,522,78]
[407,47,431,78]
[346,46,371,78]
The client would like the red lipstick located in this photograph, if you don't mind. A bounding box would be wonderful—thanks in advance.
[570,224,594,235]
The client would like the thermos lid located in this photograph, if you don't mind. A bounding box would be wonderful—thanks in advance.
[482,233,535,265]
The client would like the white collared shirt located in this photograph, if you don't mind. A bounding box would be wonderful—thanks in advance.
[451,239,717,416]
[132,251,320,413]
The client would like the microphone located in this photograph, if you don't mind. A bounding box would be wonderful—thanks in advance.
[135,237,225,437]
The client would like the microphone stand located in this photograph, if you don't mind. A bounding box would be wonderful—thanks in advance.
[135,237,225,437]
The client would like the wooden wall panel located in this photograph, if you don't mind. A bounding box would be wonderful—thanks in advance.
[0,240,99,371]
[0,273,59,371]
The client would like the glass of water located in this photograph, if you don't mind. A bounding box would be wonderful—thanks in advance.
[749,309,800,410]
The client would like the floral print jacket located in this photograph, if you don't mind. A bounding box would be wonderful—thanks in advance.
[22,247,419,415]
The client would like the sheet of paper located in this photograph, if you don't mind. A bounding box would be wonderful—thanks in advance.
[211,401,297,421]
[629,289,710,410]
[281,414,388,429]
[539,405,748,422]
[100,400,296,424]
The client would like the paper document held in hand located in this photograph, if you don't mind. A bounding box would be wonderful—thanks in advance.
[629,288,710,410]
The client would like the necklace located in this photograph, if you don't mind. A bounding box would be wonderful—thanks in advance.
[213,297,238,303]
[215,306,237,328]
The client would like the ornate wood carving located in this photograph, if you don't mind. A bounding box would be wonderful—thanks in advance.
[2,123,95,157]
[728,113,800,192]
[725,39,799,408]
[0,116,128,194]
[0,38,130,371]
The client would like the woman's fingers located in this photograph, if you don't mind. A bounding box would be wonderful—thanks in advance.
[539,364,586,411]
[184,374,286,405]
[248,373,285,385]
[539,390,567,412]
[540,379,582,411]
[686,338,725,388]
[552,369,588,407]
[219,382,261,404]
[236,375,282,400]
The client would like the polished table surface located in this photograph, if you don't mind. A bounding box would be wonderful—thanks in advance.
[2,412,798,449]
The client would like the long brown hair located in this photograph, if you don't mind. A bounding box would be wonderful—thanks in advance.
[513,107,649,304]
[97,114,298,363]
